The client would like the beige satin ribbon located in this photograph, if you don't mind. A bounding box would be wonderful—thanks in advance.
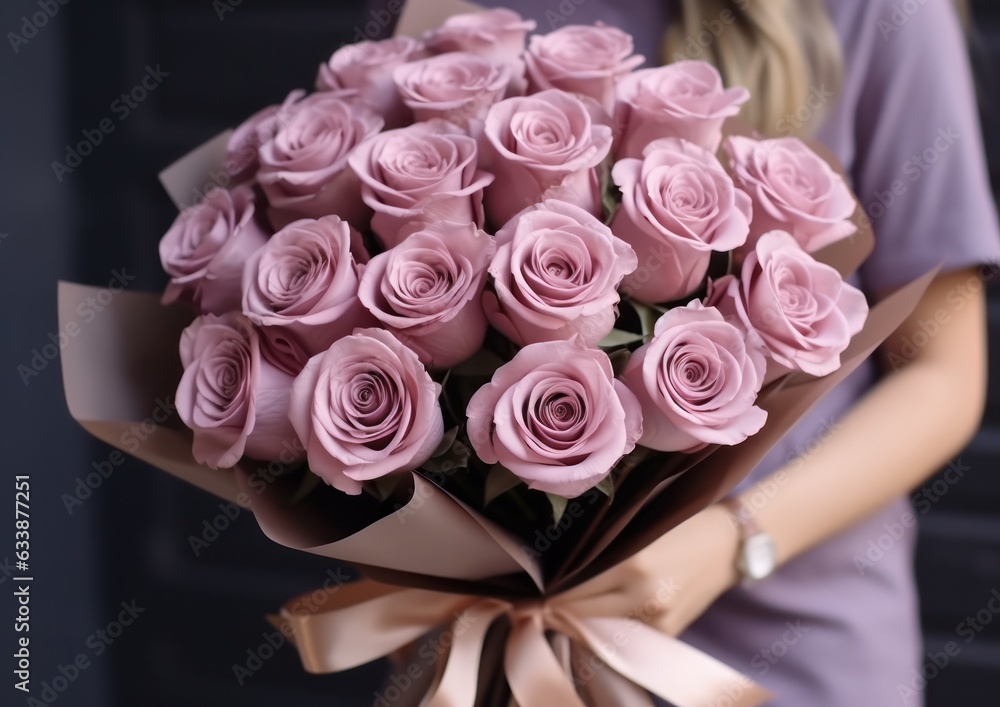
[270,580,770,707]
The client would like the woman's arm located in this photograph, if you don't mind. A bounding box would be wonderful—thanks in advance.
[742,266,988,565]
[583,267,990,636]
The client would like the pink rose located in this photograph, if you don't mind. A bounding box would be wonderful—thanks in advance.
[708,231,868,376]
[288,328,444,495]
[257,93,383,230]
[316,36,423,129]
[392,52,509,131]
[424,9,536,93]
[614,61,749,158]
[358,221,496,369]
[242,216,373,356]
[482,89,613,226]
[484,200,637,346]
[225,89,306,184]
[347,120,494,249]
[466,338,642,498]
[159,186,268,315]
[621,303,767,452]
[725,135,858,253]
[176,312,302,469]
[610,138,752,304]
[525,24,644,114]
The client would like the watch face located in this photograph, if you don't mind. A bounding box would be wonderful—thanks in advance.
[743,533,778,581]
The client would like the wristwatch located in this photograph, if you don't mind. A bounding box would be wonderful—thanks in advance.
[720,497,778,582]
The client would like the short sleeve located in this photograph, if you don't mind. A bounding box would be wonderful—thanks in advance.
[850,0,1000,294]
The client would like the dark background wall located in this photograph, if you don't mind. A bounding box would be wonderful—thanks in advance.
[0,1,998,705]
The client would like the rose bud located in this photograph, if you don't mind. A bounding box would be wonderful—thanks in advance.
[347,119,494,249]
[611,137,752,304]
[358,221,495,370]
[725,135,858,253]
[466,338,642,498]
[159,185,268,315]
[176,312,302,469]
[242,216,373,356]
[257,93,383,230]
[621,303,767,453]
[525,23,644,114]
[482,89,613,226]
[288,328,444,495]
[485,199,637,346]
[614,61,749,159]
[316,36,424,129]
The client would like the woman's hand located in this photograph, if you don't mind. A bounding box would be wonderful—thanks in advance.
[563,504,742,636]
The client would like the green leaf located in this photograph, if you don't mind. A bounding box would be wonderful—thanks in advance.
[484,464,523,505]
[630,301,664,339]
[421,439,471,476]
[546,492,569,525]
[432,426,460,458]
[602,184,621,226]
[594,475,615,502]
[598,328,644,350]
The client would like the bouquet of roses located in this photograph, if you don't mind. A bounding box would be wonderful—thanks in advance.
[59,1,934,705]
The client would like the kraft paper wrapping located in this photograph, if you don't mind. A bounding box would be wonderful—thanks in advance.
[57,280,535,584]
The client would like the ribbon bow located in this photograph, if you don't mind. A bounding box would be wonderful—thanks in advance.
[271,579,770,707]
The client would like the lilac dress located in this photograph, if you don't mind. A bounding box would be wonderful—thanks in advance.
[474,0,1000,704]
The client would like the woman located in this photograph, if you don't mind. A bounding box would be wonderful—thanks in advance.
[467,0,1000,704]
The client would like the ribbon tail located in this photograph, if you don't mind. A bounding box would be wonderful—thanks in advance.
[424,601,509,707]
[571,617,772,707]
[276,580,474,674]
[571,644,656,707]
[504,615,588,707]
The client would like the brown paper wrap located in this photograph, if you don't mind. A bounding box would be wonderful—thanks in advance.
[59,1,933,702]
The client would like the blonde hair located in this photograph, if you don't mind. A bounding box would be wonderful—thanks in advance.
[664,0,843,137]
